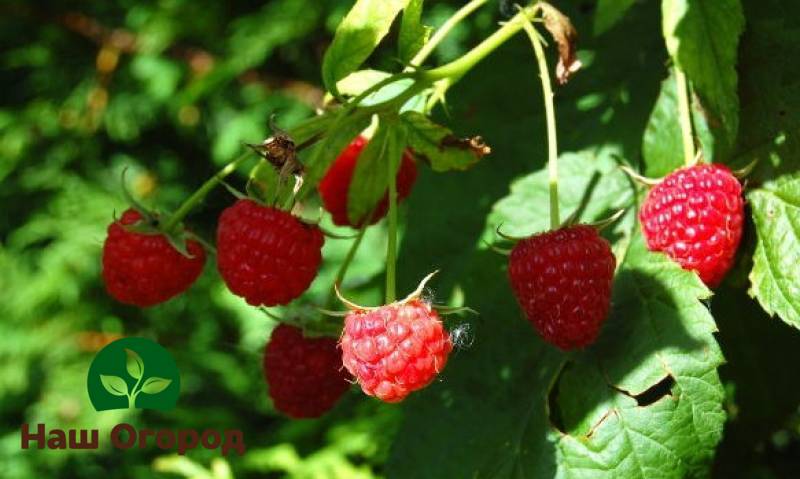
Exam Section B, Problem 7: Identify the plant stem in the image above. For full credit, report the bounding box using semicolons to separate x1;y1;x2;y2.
163;151;253;232
385;151;399;304
675;67;695;166
522;19;560;229
423;4;540;84
128;374;143;409
409;0;489;68
326;224;368;308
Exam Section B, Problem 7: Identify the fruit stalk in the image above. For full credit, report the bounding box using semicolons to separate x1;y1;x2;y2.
326;224;368;308
675;67;696;166
385;146;400;303
163;150;253;233
522;18;560;228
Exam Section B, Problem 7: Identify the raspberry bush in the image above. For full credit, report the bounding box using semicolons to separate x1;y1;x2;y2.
3;0;800;478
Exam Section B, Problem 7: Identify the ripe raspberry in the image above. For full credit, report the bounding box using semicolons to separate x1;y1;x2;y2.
508;225;616;350
340;299;452;403
216;199;324;306
318;135;418;227
102;209;206;307
263;324;351;418
639;164;744;287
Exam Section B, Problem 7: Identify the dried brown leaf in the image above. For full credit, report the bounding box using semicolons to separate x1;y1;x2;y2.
540;2;581;85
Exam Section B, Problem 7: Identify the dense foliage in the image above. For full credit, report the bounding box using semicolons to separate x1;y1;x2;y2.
1;0;799;478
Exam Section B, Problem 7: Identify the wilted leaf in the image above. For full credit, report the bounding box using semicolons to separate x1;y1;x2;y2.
401;111;489;172
540;2;581;85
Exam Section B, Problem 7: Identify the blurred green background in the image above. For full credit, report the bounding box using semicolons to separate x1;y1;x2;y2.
2;0;800;478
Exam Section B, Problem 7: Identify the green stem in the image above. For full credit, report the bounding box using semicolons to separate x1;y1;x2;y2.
385;152;399;304
423;4;540;84
163;151;253;232
675;67;696;166
409;0;489;68
522;19;559;229
326;224;368;308
128;374;143;409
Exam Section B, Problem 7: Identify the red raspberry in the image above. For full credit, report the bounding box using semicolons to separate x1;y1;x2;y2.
102;209;206;307
318;135;418;227
508;225;616;350
216;199;324;306
263;324;351;418
639;164;744;287
340;299;452;403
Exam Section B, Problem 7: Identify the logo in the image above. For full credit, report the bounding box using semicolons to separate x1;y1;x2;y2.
21;337;246;456
87;337;180;411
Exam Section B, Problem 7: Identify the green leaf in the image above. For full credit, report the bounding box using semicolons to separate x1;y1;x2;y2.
124;348;144;380
488;148;635;238
594;0;637;35
346;116;407;225
337;71;428;112
322;0;410;96
662;0;744;158
749;173;800;329
140;376;173;395
100;375;129;397
398;0;431;63
729;0;800;182
297;109;372;199
401;111;489;172
388;234;726;478
642;70;714;177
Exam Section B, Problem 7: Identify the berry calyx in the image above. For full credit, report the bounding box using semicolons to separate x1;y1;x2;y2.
639;163;744;287
102;209;206;307
263;324;351;419
338;273;453;403
216;199;324;306
508;225;616;350
318;135;418;228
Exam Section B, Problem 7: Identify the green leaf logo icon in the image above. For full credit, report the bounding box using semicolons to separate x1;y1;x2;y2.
87;337;180;412
100;375;129;397
141;377;172;394
125;348;144;379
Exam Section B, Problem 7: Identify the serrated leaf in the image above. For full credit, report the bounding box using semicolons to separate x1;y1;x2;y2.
398;0;431;63
662;0;744;157
297;109;372;199
487;149;634;238
124;348;144;380
594;0;637;35
388;233;725;478
346;116;407;225
140;376;173;395
321;0;410;96
401;111;489;172
642;70;714;175
748;174;800;329
100;375;129;397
